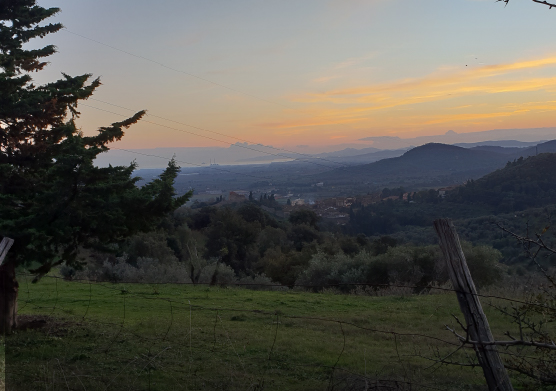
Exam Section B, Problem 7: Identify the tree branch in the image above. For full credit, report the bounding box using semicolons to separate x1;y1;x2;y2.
532;0;556;8
495;222;556;255
468;339;556;350
498;0;556;8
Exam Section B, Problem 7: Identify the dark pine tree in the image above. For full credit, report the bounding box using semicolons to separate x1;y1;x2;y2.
0;0;192;333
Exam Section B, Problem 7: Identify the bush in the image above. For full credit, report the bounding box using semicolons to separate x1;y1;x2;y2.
295;251;368;290
197;261;237;285
295;243;502;292
126;232;179;264
461;242;504;288
258;246;315;286
372;245;444;286
295;246;441;291
85;257;192;284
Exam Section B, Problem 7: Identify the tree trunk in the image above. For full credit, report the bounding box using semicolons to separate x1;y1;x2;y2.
0;261;18;334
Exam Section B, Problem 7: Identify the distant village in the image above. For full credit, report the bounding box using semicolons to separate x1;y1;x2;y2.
191;183;460;224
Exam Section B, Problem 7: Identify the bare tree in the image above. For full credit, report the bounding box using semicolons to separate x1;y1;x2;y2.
431;218;556;387
491;218;556;384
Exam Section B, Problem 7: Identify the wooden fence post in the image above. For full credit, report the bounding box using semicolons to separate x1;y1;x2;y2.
0;237;14;266
0;237;17;334
433;219;513;391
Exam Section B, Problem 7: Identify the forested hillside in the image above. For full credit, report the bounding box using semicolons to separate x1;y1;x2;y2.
312;140;556;189
448;153;556;212
347;153;556;266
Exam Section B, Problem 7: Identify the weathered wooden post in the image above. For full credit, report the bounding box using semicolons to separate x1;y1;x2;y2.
433;219;513;391
0;237;17;334
0;237;14;266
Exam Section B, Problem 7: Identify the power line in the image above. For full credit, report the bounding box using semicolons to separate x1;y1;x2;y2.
111;148;272;181
82;102;350;172
63;29;399;172
63;30;393;170
62;28;294;110
89;97;350;169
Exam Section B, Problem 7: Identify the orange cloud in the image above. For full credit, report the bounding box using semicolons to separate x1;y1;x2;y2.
310;56;556;98
264;54;556;131
419;110;531;126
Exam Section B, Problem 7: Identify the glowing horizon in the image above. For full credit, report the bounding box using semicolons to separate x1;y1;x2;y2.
31;0;556;150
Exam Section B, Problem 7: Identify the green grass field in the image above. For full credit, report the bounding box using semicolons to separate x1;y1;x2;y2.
2;276;524;390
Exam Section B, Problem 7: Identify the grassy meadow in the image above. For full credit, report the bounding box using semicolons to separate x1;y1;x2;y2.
1;275;527;390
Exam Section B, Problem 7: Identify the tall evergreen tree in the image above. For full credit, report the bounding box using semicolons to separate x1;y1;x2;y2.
0;0;191;333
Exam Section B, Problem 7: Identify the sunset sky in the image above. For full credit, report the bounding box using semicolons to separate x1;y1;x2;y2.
33;0;556;151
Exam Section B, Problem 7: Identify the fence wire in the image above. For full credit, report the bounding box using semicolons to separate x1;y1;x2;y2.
2;273;551;390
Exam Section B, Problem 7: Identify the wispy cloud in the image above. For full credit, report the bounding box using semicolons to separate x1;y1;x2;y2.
304;57;556;102
332;53;378;70
311;52;378;84
257;116;367;129
264;54;556;130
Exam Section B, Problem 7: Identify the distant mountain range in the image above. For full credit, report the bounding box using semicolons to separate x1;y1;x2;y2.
453;140;543;148
359;128;555;149
94;127;556;170
312;140;556;188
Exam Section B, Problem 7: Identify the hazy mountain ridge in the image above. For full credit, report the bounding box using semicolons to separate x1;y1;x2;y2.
360;128;555;149
133;140;556;197
312;140;556;187
455;140;543;148
95;127;556;169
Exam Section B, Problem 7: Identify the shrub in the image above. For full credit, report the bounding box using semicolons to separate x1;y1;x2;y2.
126;232;178;264
296;243;501;292
295;251;368;290
373;245;444;286
87;257;192;284
461;242;504;288
259;246;315;286
196;261;237;286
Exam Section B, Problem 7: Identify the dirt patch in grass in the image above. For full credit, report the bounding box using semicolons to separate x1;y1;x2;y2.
16;315;49;331
16;315;76;337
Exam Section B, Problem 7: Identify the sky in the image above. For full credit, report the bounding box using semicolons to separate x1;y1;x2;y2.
31;0;556;152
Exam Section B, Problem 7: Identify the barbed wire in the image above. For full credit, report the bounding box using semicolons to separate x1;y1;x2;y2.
18;272;556;313
8;271;555;390
8;273;485;390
